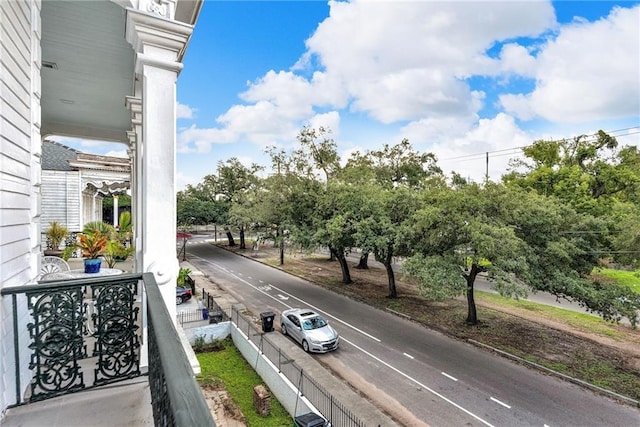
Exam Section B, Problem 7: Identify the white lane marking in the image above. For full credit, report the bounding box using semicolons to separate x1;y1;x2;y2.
277;294;289;300
341;337;495;427
441;372;458;382
248;276;253;280
259;280;264;283
490;397;511;409
192;256;380;342
403;352;414;359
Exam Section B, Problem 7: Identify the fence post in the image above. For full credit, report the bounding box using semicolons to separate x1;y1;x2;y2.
330;394;334;426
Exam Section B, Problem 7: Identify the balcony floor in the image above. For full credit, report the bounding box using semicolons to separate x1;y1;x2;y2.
1;377;152;427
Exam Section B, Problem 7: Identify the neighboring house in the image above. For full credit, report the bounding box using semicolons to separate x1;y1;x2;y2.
0;0;205;419
41;140;130;234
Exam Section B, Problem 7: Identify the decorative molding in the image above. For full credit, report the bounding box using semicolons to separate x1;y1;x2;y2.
138;0;176;20
125;7;193;57
147;257;178;287
126;96;143;126
136;52;184;74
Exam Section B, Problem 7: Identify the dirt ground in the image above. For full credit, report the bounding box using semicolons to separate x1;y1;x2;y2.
225;244;640;402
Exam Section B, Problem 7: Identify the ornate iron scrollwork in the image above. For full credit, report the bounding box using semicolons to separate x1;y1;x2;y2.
27;287;87;401
92;281;140;385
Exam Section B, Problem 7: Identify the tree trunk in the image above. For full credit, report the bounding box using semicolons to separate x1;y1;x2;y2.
465;263;479;324
331;248;352;284
328;245;335;261
384;248;398;298
356;252;369;269
225;227;235;246
239;226;246;249
279;238;285;266
277;227;284;265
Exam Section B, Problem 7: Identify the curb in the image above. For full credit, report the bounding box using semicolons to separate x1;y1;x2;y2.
467;339;640;408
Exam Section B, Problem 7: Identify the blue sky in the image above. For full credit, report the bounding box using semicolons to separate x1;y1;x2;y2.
55;1;640;190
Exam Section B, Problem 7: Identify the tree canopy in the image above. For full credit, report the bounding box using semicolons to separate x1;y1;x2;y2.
176;127;640;326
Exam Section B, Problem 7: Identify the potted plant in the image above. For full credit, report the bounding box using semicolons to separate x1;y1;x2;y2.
103;239;134;268
44;221;69;257
76;231;108;273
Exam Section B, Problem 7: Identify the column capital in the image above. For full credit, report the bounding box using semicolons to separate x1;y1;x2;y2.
125;7;193;74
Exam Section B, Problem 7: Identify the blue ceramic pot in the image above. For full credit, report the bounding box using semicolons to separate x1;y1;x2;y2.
84;258;102;273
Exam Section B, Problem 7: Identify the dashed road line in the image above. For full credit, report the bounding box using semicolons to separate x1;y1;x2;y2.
441;372;458;382
403;352;414;359
490;397;511;409
341;337;495;427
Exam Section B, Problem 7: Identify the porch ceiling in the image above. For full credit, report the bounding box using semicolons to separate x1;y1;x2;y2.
41;0;135;144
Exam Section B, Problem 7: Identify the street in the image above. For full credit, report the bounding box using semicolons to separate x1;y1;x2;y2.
185;240;639;426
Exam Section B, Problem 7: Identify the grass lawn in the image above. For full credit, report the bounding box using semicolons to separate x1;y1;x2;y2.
594;268;640;293
475;291;626;339
196;339;292;427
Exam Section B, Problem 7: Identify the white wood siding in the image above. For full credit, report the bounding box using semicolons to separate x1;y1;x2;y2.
0;0;41;411
41;170;82;231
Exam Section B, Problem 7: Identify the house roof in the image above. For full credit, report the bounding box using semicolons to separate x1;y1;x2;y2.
42;140;131;174
42;140;78;171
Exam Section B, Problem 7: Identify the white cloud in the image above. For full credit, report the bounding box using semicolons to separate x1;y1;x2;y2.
178;1;556;155
177;0;639;184
177;171;197;191
177;103;195;119
177;124;238;154
428;113;532;182
304;0;555;121
502;5;640;123
499;93;536;121
498;44;537;77
307;111;341;137
104;150;128;158
48;136;128;155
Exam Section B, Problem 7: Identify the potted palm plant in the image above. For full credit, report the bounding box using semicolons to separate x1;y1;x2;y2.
44;221;69;257
76;231;108;273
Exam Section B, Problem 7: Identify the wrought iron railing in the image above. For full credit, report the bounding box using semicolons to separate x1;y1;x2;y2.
1;272;215;426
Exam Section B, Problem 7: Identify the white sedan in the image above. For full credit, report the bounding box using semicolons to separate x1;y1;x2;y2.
280;308;340;353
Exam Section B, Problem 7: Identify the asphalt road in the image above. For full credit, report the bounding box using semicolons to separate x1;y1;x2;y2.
185;240;640;427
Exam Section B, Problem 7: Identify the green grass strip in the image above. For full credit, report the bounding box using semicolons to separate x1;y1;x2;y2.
196;340;292;426
594;268;640;293
475;290;625;339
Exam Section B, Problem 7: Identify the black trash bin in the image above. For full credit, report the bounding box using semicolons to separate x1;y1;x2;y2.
294;413;327;427
260;311;275;333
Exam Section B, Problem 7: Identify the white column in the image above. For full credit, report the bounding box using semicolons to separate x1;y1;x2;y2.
126;98;143;274
92;193;98;223
113;195;119;228
126;8;193;320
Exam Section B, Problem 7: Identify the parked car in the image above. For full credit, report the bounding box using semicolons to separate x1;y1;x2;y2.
280;308;339;353
176;286;192;305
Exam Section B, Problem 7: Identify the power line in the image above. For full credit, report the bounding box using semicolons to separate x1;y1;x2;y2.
438;126;640;163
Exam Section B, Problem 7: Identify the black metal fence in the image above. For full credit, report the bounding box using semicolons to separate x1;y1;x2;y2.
2;273;215;426
177;286;228;326
230;306;365;427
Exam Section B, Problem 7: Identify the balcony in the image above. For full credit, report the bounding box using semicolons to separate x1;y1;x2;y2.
1;273;215;426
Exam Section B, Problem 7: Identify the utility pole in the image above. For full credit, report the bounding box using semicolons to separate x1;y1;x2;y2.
485;152;489;184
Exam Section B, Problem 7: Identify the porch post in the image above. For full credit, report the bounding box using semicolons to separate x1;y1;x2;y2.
113;195;119;228
126;9;193;320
